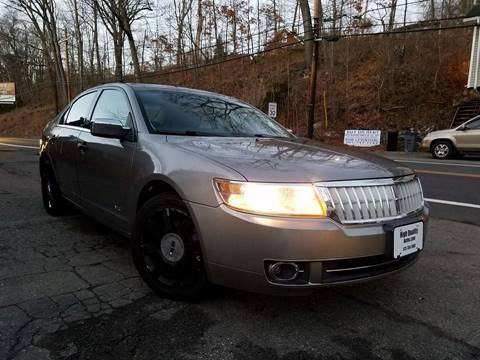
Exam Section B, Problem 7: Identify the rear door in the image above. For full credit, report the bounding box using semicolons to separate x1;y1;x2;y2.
76;88;136;230
54;91;97;201
455;118;480;151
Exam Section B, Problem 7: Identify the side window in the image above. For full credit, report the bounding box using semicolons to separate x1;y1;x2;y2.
92;89;131;126
466;119;480;130
64;92;97;127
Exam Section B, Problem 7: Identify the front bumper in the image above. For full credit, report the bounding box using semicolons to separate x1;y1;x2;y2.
189;202;429;295
421;138;432;150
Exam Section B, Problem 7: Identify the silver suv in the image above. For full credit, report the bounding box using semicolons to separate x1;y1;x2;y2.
421;117;480;159
40;83;428;299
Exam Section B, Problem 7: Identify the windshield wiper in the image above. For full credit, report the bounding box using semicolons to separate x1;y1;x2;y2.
253;134;290;139
228;133;289;139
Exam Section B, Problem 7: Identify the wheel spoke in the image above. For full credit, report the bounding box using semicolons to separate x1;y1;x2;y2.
159;209;174;232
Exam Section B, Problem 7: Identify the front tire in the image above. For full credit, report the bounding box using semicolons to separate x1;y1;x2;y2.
431;141;453;159
131;193;207;300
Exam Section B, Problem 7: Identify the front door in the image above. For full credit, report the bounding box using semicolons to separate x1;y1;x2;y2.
76;88;136;230
455;118;480;151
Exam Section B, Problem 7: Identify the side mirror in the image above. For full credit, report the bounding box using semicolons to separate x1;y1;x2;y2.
457;125;467;131
91;118;131;139
287;128;294;134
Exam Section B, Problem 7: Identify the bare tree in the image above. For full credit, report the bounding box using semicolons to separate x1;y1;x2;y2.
68;0;84;89
388;0;398;31
93;0;125;80
10;0;68;105
194;0;204;62
93;2;103;78
94;0;151;81
173;0;194;65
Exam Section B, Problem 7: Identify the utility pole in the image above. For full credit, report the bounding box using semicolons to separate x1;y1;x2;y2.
307;0;321;139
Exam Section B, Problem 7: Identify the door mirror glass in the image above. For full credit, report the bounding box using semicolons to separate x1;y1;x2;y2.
91;118;130;139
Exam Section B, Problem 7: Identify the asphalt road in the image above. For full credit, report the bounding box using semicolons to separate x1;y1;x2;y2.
378;151;480;226
1;138;479;360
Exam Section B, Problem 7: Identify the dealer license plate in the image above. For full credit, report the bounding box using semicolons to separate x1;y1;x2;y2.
393;222;424;258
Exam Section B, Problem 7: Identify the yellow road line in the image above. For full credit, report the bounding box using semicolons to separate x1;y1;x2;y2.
415;169;480;178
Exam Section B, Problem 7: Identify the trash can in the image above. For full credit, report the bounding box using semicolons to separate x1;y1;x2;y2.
404;132;417;152
386;131;399;151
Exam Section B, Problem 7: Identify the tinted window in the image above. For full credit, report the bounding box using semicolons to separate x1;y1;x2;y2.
466;119;480;130
92;89;131;126
65;92;97;127
134;89;291;138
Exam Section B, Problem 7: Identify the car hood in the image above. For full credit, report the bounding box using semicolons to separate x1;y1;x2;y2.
426;129;454;137
167;137;414;182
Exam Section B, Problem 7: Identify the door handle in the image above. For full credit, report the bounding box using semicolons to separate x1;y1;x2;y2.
77;142;88;154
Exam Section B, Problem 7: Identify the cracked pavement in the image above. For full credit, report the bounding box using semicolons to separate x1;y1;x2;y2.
1;146;480;360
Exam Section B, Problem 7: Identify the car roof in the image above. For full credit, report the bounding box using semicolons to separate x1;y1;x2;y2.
92;82;236;101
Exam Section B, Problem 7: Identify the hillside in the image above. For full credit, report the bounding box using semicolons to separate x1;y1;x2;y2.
0;28;477;141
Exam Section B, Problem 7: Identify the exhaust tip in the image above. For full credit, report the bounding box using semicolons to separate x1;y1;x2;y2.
268;262;300;282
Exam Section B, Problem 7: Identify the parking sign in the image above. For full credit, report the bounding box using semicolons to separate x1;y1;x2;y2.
268;102;277;118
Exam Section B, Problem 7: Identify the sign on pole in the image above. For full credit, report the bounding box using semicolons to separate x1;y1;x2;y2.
268;102;277;118
0;83;16;105
344;129;381;147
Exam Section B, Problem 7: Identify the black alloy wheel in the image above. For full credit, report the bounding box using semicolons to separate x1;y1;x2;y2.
131;193;207;300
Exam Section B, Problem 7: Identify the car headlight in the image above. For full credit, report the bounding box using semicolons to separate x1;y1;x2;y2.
214;179;328;217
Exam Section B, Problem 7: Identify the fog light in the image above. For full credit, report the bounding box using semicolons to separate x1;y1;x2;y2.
268;262;300;282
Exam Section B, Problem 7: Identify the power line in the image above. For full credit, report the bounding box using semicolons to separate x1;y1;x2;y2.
140;21;475;81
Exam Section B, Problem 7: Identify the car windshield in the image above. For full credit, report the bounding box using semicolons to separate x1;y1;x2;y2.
134;89;292;138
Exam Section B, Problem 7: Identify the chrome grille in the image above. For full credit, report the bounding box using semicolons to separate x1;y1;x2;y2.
316;176;424;224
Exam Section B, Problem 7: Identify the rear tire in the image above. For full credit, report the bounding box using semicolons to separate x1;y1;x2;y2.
431;141;453;159
40;164;70;216
131;193;208;301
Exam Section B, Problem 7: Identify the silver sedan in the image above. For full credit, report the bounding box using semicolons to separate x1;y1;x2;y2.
40;83;428;299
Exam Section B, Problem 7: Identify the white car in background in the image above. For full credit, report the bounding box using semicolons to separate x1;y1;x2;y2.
421;117;480;159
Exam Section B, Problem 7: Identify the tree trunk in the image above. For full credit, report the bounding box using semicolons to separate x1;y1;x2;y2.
113;30;124;81
50;31;68;105
124;25;141;81
73;0;84;90
332;0;337;33
194;0;204;62
257;0;260;51
388;0;397;31
93;3;103;79
273;0;277;32
177;22;184;65
299;0;313;68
